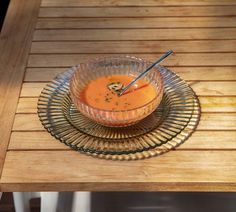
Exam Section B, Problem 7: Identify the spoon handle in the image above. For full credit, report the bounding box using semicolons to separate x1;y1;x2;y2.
118;50;173;96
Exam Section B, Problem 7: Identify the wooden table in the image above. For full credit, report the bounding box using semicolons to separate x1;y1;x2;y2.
0;0;236;192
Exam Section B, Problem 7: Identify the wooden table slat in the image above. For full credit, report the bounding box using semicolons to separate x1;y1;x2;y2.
17;98;39;114
36;17;236;29
33;28;236;41
27;53;236;67
8;130;236;151
25;67;236;81
30;40;236;53
0;0;41;178
1;150;236;191
12;113;236;131
41;0;236;7
39;6;236;18
9;131;68;150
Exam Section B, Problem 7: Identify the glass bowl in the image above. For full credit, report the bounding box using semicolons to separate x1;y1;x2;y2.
69;56;164;127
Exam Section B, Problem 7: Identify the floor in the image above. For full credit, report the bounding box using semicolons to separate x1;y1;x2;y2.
92;192;236;212
0;193;40;212
1;192;236;212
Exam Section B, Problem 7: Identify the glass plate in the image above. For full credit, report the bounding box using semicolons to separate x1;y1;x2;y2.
38;66;201;160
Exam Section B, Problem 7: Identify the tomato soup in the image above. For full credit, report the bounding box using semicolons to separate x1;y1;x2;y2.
80;75;157;111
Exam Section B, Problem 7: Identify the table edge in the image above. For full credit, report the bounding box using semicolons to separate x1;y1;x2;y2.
0;0;41;177
1;182;236;192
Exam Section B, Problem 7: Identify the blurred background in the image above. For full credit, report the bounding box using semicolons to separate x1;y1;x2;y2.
0;0;10;31
1;192;236;212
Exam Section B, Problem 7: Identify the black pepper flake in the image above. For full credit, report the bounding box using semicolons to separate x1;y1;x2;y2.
105;97;111;103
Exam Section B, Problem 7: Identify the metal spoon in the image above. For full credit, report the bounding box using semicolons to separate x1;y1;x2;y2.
118;50;173;96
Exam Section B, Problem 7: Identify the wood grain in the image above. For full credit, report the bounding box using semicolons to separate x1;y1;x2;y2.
180;131;236;149
171;67;236;81
16;98;39;113
41;0;236;7
20;83;47;97
27;53;236;67
33;28;236;40
30;41;236;53
199;97;236;112
24;67;236;82
36;17;236;29
1;151;236;191
16;97;236;114
190;81;236;96
9;132;68;150
2;182;236;192
12;113;236;131
19;82;236;97
199;113;236;130
25;68;65;82
12;114;45;131
0;0;41;177
8;131;236;150
39;6;236;18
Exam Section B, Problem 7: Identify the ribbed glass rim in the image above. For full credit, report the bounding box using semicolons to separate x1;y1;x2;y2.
69;55;164;113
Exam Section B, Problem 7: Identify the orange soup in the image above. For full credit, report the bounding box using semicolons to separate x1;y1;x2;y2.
80;75;157;110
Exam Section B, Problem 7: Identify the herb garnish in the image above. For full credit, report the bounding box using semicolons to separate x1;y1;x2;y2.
107;82;124;94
